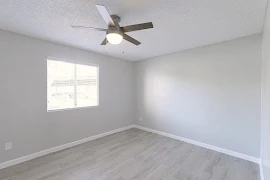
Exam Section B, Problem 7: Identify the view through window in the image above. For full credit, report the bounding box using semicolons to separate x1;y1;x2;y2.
47;59;98;111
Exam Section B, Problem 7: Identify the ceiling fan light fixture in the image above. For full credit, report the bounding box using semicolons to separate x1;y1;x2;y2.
106;33;123;44
72;5;153;46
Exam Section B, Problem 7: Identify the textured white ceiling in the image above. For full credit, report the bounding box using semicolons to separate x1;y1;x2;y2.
0;0;267;61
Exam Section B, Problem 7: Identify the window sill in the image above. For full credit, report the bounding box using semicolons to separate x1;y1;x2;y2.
47;105;99;112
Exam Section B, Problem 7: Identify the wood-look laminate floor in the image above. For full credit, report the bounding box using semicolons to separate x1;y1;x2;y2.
0;128;260;180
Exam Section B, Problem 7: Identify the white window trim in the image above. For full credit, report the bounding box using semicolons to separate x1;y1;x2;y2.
46;57;99;112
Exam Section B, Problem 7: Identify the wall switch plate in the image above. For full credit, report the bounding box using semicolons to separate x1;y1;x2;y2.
5;142;12;151
140;117;143;121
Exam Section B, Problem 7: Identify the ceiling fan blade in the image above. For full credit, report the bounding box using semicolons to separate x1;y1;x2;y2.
123;34;141;46
71;25;107;31
121;22;153;32
95;4;115;27
101;38;108;45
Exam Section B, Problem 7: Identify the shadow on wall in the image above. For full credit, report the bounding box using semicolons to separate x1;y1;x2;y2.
137;50;261;157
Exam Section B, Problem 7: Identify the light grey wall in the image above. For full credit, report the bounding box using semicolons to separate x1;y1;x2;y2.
0;28;263;164
261;1;270;179
0;30;135;163
134;35;262;157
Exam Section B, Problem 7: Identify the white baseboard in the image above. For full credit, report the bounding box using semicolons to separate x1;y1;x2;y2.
0;125;135;170
260;160;265;180
0;124;261;172
134;125;260;164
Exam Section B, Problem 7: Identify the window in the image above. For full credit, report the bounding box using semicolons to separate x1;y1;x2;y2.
47;59;98;111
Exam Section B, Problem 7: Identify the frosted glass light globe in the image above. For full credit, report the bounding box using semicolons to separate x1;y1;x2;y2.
106;33;123;44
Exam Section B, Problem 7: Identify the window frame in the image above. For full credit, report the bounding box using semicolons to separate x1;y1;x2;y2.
46;56;99;112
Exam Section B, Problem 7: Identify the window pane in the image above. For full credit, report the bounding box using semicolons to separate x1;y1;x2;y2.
47;60;75;110
76;64;98;107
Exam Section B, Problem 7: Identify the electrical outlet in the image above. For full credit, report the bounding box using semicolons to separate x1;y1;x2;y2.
5;142;12;151
140;117;143;121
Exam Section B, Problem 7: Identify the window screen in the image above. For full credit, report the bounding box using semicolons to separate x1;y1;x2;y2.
47;59;98;111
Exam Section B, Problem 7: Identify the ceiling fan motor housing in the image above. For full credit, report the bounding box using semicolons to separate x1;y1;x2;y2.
106;28;123;36
111;15;121;24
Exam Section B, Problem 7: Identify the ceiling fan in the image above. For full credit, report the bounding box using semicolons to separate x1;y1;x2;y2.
71;4;154;46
